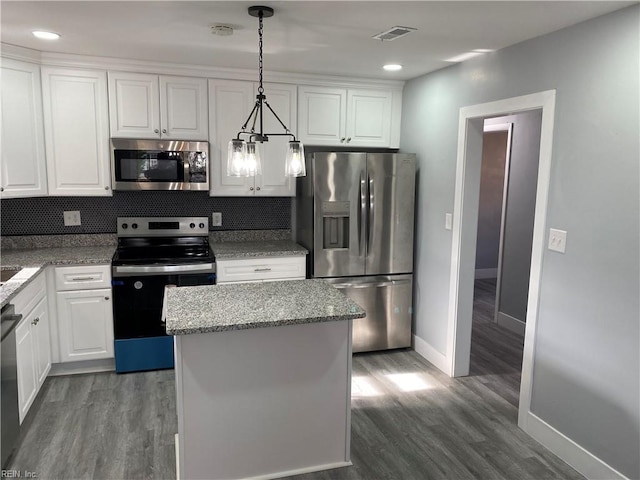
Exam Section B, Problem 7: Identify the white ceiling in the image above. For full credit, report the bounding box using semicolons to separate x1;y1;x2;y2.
1;1;635;81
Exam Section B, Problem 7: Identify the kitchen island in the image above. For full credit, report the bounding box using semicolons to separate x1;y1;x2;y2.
164;279;365;480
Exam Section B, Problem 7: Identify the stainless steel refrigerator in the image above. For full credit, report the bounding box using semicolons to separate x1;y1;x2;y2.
294;152;416;352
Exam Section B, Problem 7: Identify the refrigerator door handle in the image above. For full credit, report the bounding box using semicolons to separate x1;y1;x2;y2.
333;280;409;289
358;172;366;257
368;174;375;255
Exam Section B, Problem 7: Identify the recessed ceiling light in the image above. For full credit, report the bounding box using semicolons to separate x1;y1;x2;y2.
383;64;403;72
32;31;61;40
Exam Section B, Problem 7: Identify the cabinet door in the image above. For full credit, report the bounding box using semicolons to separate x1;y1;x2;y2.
31;297;51;387
42;68;112;196
297;86;346;145
57;289;114;362
160;76;208;140
208;79;254;196
346;89;393;147
15;316;37;424
0;59;47;198
255;83;296;197
108;72;160;138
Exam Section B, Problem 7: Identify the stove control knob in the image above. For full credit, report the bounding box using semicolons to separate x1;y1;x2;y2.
190;223;195;229
199;223;205;229
132;223;138;229
121;223;128;229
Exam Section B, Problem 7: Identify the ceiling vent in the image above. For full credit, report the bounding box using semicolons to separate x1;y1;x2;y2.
211;25;234;36
372;26;417;42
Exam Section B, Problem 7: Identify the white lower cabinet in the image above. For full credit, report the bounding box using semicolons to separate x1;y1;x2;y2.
56;289;113;362
14;274;51;424
216;256;306;285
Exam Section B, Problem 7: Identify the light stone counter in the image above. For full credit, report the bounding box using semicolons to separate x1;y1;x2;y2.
165;279;363;335
211;239;308;259
1;246;116;308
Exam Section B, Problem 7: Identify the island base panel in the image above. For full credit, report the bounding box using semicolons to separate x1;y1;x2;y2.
175;320;353;480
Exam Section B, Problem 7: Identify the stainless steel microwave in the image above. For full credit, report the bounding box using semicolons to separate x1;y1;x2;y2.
111;139;209;191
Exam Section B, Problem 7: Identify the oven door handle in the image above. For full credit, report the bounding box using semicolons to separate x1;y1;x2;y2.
112;263;216;276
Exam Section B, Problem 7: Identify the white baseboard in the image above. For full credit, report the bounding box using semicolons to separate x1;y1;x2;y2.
48;358;115;376
524;412;628;480
413;335;450;375
475;268;498;279
496;312;525;336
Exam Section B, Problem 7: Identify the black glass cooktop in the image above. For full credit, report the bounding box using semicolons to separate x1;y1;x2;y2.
112;236;214;265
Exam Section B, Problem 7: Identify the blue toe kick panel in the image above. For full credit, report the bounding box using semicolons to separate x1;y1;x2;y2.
114;336;174;373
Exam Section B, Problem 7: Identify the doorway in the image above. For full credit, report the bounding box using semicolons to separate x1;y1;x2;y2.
445;90;556;429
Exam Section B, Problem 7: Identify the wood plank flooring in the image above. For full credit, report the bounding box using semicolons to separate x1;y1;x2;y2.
7;280;584;480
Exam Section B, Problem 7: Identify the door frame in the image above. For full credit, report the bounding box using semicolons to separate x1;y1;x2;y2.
445;90;556;428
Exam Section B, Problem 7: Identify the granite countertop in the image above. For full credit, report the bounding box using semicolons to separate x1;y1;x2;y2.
212;240;308;259
0;246;116;308
165;279;365;335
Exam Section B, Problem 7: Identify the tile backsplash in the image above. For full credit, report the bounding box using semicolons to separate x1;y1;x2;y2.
1;192;291;235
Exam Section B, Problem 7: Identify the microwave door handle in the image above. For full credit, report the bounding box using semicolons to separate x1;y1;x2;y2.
183;156;190;183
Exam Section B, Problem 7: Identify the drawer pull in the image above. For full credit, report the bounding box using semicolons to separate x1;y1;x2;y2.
71;276;96;281
31;317;40;326
254;268;272;272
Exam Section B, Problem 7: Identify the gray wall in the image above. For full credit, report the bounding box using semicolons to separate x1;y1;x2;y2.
401;6;639;478
486;112;542;323
475;130;507;272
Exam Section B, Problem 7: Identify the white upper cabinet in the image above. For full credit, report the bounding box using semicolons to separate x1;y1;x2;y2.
0;59;47;198
41;67;112;196
109;72;208;140
297;86;346;145
298;86;400;148
208;80;296;197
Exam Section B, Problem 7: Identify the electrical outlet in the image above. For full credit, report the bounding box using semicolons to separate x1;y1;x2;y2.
548;228;567;253
63;211;81;227
211;212;222;227
445;213;453;231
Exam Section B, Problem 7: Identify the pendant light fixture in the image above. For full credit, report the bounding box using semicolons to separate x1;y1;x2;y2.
227;5;306;178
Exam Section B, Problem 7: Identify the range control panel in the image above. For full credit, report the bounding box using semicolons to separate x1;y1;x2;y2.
116;217;209;237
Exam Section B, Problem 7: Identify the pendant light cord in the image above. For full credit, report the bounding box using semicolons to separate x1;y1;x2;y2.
258;10;264;95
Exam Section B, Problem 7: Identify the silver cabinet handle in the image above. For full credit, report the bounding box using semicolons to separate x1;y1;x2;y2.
104;296;110;301
249;187;254;191
154;129;159;134
340;138;346;143
71;276;96;281
105;186;110;190
162;129;167;134
31;317;40;325
0;187;4;192
347;137;352;142
254;268;272;272
256;186;261;191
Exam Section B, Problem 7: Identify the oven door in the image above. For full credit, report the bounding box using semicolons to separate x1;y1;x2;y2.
112;272;215;339
111;270;214;373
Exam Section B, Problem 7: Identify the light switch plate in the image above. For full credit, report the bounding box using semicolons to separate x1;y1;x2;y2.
548;228;567;253
211;212;222;227
63;211;81;226
445;213;453;231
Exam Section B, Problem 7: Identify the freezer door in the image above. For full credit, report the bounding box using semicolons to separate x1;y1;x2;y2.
365;153;416;275
313;152;367;277
326;274;413;352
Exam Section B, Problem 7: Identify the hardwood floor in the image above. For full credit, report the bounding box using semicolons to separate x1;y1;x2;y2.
7;281;584;479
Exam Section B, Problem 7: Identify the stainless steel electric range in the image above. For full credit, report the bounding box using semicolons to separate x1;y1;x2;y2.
111;216;215;373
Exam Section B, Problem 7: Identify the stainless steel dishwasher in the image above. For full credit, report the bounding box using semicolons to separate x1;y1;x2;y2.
1;303;22;467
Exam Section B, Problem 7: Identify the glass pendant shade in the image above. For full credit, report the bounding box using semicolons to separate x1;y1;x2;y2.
227;139;247;177
245;142;262;176
285;141;306;177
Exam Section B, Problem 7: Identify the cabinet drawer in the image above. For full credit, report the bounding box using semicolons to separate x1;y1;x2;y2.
55;265;111;291
217;257;306;283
